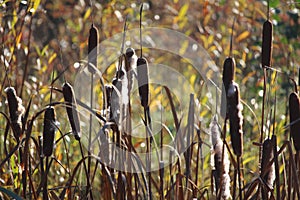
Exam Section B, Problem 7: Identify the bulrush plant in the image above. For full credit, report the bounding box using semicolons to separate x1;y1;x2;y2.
222;18;244;200
136;4;152;199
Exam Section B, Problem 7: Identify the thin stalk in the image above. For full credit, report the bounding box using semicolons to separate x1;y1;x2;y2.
87;73;94;199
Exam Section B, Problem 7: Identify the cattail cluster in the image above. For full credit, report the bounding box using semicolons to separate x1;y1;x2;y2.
227;82;243;157
137;57;149;108
62;81;81;140
5;87;25;140
42;106;57;157
210;117;231;199
260;138;275;199
289;92;300;151
88;23;99;74
261;19;273;68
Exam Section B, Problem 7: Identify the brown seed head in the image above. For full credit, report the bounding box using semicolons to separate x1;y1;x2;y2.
137;57;149;108
222;57;236;94
289;92;300;151
88;24;99;74
261;20;273;68
62;82;81;140
227;82;243;157
43;106;56;156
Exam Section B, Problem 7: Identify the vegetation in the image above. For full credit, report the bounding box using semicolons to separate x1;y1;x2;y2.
0;0;300;199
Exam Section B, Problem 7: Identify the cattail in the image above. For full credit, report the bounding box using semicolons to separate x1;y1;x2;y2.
5;87;25;140
289;92;300;151
221;57;236;118
137;57;149;108
125;47;137;94
88;23;99;74
210;117;231;199
111;57;129;121
261;20;273;68
62;81;81;140
260;138;275;199
222;57;236;94
42;106;56;157
227;81;243;157
104;84;113;110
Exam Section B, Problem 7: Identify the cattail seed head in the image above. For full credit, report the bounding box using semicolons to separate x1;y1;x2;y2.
43;106;56;157
261;138;275;199
210;117;231;199
289;92;300;151
222;57;236;94
261;20;273;68
62;82;81;140
5;87;25;140
104;84;113;110
137;57;149;108
125;48;137;95
88;24;99;74
227;82;243;157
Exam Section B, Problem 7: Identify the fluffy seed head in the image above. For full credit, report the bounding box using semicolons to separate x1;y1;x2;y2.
137;57;149;108
62;82;81;140
43;106;56;157
289;92;300;151
261;138;275;199
5;87;25;139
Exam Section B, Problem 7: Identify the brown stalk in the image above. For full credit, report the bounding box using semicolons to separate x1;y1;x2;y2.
289;92;300;151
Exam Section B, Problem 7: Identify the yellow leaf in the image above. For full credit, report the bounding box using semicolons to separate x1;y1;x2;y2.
178;3;189;20
16;32;22;46
236;31;250;42
84;8;92;21
48;53;57;64
179;40;189;55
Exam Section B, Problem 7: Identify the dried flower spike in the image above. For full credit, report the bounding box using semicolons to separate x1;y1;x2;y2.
88;23;99;74
289;92;300;151
261;19;273;68
260;138;275;199
43;106;56;157
5;87;25;140
62;81;81;140
227;82;243;157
